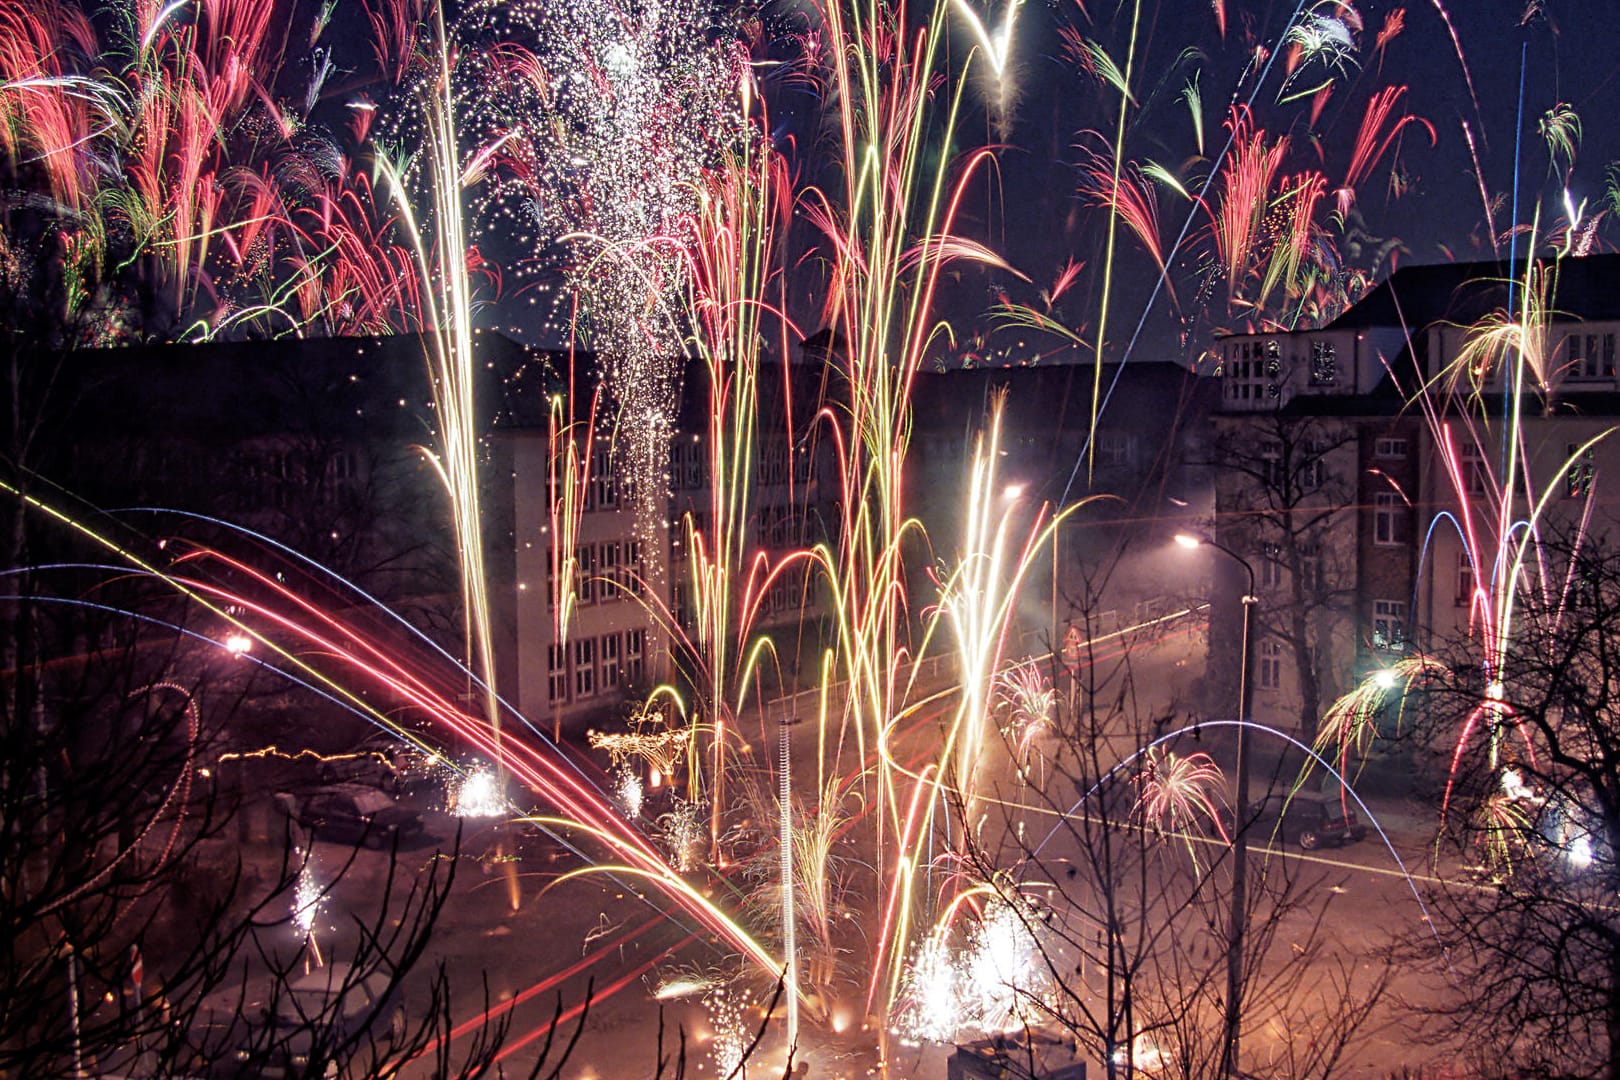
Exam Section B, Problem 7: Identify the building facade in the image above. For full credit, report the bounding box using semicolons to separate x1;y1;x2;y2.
1212;253;1620;739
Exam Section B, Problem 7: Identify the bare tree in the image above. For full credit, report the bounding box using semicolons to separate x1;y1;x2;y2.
1211;411;1359;743
1389;535;1620;1080
944;566;1389;1079
0;556;606;1079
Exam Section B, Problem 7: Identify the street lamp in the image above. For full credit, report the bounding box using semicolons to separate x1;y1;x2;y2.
1175;531;1256;1079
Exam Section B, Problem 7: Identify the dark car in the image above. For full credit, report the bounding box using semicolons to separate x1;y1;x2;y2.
1238;792;1366;851
201;961;407;1078
283;785;426;848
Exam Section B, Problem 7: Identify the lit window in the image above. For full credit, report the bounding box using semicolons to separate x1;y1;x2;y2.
1310;340;1337;386
1373;600;1407;651
1566;443;1597;499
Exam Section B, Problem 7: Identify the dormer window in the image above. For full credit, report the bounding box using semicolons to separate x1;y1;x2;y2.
1310;340;1338;386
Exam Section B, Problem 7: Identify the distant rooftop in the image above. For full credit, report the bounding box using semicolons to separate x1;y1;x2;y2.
1326;252;1620;332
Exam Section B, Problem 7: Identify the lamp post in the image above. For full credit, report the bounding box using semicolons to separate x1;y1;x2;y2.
1175;532;1256;1079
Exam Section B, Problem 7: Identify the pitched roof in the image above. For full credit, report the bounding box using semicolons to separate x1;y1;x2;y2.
1327;252;1620;331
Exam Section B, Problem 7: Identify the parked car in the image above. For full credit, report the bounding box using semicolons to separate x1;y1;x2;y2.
201;961;406;1078
1238;792;1366;850
282;784;426;848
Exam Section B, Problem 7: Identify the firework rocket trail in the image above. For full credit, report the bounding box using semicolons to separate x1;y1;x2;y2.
2;487;786;983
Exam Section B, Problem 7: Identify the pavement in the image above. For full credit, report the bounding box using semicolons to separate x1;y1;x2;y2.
193;633;1475;1080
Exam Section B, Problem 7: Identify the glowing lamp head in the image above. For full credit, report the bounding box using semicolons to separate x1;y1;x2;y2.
1002;483;1025;502
224;634;253;657
1372;668;1398;690
1486;680;1506;701
1173;533;1203;550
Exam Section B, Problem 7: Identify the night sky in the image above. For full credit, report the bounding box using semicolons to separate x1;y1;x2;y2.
927;1;1620;366
713;1;1620;369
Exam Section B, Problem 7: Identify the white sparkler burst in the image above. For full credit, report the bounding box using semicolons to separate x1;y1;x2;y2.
612;766;645;819
895;931;962;1044
292;858;323;939
451;768;507;818
703;982;753;1077
658;797;706;872
895;899;1053;1043
476;0;751;542
963;901;1049;1033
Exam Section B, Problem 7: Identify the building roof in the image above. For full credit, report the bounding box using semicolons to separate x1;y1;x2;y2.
908;361;1215;437
1326;252;1620;332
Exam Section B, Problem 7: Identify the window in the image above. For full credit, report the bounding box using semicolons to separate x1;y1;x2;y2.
323;451;359;503
589;447;616;509
1257;639;1283;690
761;437;788;486
624;541;645;596
1567;331;1617;380
1298;542;1322;596
1375;437;1408;459
599;633;621;692
573;546;595;605
547;644;569;704
1460;445;1491;498
683;438;704;490
1374;492;1409;545
625;629;645;684
1260;543;1283;590
1310;340;1338;386
1259;440;1327;490
1261;442;1284;488
1301;442;1328;489
1373;600;1407;651
1224;340;1281;404
573;638;596;698
545;548;558;607
598;542;621;599
672;579;693;632
1567;443;1597;499
670;439;704;491
1456;551;1475;608
1097;431;1135;468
